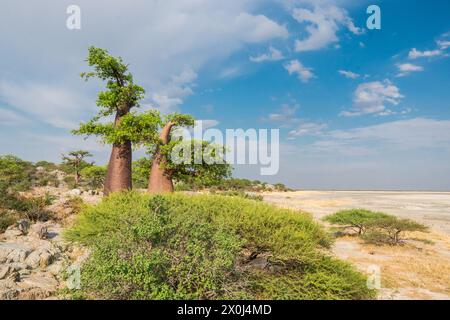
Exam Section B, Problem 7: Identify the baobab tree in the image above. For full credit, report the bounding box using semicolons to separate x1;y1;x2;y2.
73;47;145;195
61;150;93;186
118;111;231;193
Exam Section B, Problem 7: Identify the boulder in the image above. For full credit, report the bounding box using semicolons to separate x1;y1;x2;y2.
69;189;82;196
17;219;30;235
0;243;32;263
0;266;10;280
25;248;56;269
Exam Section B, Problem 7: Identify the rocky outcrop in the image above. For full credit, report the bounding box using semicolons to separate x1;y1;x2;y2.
0;221;88;300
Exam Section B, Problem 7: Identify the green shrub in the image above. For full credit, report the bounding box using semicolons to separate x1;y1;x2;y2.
323;209;390;235
81;165;107;190
0;155;35;191
65;192;374;300
0;210;17;233
365;216;428;245
212;190;263;201
325;209;428;245
63;176;77;189
0;187;54;222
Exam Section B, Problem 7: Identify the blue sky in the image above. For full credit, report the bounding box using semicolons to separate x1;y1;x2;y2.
1;0;450;190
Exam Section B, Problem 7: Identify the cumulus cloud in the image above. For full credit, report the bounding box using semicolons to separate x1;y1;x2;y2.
324;118;450;151
437;40;450;50
408;48;443;59
284;60;316;83
0;108;27;126
250;46;284;63
266;104;300;123
0;0;288;126
288;121;327;137
292;4;363;52
0;81;93;129
338;70;360;79
396;63;424;77
340;80;404;117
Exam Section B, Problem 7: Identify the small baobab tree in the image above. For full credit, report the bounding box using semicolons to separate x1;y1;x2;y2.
61;150;93;187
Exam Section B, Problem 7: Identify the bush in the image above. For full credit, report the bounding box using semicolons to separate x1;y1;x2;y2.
0;187;54;223
81;166;107;190
0;210;17;233
325;209;428;245
323;209;390;235
365;216;428;245
65;192;374;300
0;155;35;191
63;176;77;189
212;190;263;202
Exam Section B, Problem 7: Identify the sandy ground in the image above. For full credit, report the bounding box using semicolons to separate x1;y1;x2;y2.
263;190;450;300
263;190;450;235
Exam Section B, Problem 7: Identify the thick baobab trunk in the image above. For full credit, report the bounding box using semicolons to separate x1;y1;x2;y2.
103;109;132;195
148;122;174;194
104;141;132;195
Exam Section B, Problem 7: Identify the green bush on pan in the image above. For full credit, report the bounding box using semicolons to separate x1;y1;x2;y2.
65;192;375;300
323;209;391;235
324;209;428;245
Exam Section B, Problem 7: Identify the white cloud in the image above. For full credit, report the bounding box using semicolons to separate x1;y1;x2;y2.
266;104;299;122
408;48;443;59
149;68;198;113
437;40;450;50
289;121;327;137
0;108;27;126
325;118;450;151
396;63;424;77
196;119;219;129
340;80;404;117
250;46;284;63
284;60;316;83
338;70;360;79
218;67;241;79
0;81;93;129
0;0;288;125
292;4;363;52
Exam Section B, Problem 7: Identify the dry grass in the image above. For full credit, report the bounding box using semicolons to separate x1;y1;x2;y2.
332;232;450;299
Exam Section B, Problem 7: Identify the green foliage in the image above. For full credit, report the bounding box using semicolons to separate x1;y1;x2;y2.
62;150;93;187
212;190;263;202
0;210;17;233
0;155;35;191
132;158;151;189
66;192;374;300
364;216;428;245
35;161;59;171
164;139;232;187
81;165;107;190
325;209;428;245
209;178;292;192
61;151;93;172
73;47;145;143
0;187;54;223
323;209;391;235
80;47;145;117
63;176;77;189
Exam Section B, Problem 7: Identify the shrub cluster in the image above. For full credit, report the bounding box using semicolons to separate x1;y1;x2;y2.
324;209;428;245
65;192;374;300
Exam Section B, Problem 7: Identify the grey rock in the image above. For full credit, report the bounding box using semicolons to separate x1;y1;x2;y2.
0;243;32;263
0;288;20;300
0;266;10;280
17;219;30;235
